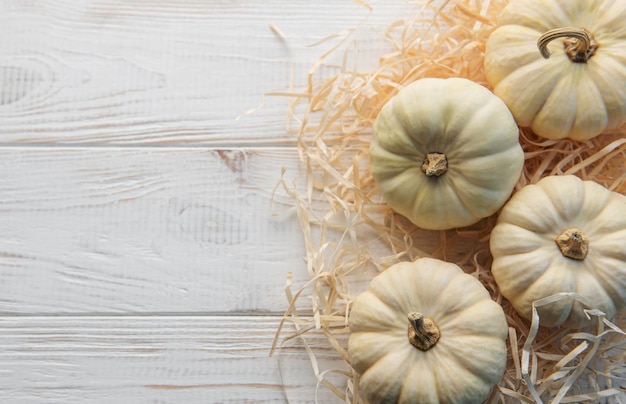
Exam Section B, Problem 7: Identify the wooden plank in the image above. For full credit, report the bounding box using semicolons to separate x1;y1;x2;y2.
0;315;347;403
0;0;419;145
0;147;312;314
0;145;471;315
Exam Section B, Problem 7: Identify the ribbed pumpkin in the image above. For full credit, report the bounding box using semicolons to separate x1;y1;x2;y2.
490;175;626;328
348;257;508;403
369;77;524;230
485;0;626;140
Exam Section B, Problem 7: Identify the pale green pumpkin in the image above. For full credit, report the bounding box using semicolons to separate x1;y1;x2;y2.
370;77;524;230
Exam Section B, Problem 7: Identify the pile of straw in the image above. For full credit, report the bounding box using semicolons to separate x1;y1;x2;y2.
272;0;626;402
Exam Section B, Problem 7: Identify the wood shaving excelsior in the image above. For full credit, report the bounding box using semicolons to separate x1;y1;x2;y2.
271;0;626;402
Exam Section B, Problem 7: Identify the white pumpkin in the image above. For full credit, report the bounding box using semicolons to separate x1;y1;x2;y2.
484;0;626;140
369;77;524;230
348;257;508;403
490;175;626;328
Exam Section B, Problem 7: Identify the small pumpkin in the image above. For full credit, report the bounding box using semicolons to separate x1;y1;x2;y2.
490;175;626;328
484;0;626;140
348;257;508;403
369;77;524;230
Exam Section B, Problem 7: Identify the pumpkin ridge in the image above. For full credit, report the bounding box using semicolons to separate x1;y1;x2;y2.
579;180;618;224
570;71;609;139
442;177;481;220
445;150;522;216
497;184;564;232
492;252;553;301
366;263;441;320
431;347;493;404
490;225;549;256
573;268;616;315
348;331;407;375
497;60;560;127
448;91;518;145
397;353;438;403
359;350;406;402
442;89;505;151
438;299;506;335
532;70;581;138
394;82;445;150
436;334;507;389
423;272;492;325
447;139;522;165
539;176;585;223
498;0;569;31
513;255;580;324
365;289;411;328
591;259;626;310
584;54;626;128
401;261;463;319
407;180;467;230
491;215;540;236
349;290;405;333
373;106;424;156
589;229;626;260
587;72;609;130
484;26;544;83
369;145;421;180
590;0;626;36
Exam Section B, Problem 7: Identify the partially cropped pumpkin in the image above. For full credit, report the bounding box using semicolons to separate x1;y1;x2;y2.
490;175;626;328
484;0;626;140
348;257;508;403
369;77;524;230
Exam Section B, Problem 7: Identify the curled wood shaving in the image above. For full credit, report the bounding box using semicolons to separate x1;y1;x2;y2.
271;0;626;402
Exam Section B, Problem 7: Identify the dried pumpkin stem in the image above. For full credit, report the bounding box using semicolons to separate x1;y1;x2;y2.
537;27;598;63
407;312;440;351
421;153;448;177
555;228;589;260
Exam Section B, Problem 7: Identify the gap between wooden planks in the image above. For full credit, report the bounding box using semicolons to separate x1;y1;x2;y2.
0;315;347;403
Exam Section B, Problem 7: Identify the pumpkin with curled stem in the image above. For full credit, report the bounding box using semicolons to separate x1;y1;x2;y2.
484;0;626;140
490;175;626;328
369;77;524;230
348;257;508;403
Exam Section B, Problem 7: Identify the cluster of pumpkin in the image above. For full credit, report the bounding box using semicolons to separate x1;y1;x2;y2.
347;0;626;402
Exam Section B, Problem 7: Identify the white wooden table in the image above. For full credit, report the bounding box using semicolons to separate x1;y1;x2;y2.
0;1;418;402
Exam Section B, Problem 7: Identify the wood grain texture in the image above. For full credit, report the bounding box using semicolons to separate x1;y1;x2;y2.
0;0;419;145
0;315;347;403
0;147;315;314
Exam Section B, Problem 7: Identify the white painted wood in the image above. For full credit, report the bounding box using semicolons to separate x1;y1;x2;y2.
0;315;347;403
0;147;314;314
0;0;421;145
